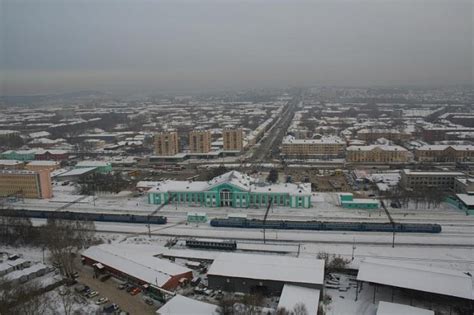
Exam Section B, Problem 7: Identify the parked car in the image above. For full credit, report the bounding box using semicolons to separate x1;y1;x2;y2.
117;283;127;290
87;291;99;298
96;297;109;305
126;286;135;293
130;287;141;296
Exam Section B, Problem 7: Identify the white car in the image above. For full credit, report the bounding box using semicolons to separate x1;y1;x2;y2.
96;297;109;305
87;291;99;298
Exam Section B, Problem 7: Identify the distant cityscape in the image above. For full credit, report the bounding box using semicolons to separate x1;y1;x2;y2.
0;85;473;315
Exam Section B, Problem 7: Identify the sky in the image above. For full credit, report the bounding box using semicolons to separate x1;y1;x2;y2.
0;0;472;95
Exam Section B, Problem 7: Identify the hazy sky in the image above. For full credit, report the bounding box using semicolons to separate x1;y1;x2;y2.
1;0;472;95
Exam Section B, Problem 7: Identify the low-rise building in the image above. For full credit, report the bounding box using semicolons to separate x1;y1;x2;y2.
346;145;410;164
25;160;60;173
281;135;345;158
75;161;112;174
400;169;465;191
81;244;193;291
0;169;52;198
0;150;36;161
207;252;324;295
0;160;24;170
339;193;379;209
415;145;474;162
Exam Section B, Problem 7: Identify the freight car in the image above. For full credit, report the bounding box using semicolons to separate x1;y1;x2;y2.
210;218;441;233
0;208;167;224
185;238;237;250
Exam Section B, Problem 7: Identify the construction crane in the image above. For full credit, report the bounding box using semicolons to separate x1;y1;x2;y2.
262;197;273;244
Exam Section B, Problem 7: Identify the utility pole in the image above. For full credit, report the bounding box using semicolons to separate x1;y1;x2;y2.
351;237;356;261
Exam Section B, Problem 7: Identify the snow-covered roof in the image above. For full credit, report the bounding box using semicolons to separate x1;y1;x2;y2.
208;252;324;286
416;145;474;151
29;131;51;139
277;284;320;315
357;258;474;300
402;169;465;176
283;135;345;145
75;161;110;167
0;159;23;165
82;244;191;287
156;295;218;315
57;167;97;177
376;301;434;315
347;145;407;152
456;194;474;206
27;160;59;166
148;170;311;196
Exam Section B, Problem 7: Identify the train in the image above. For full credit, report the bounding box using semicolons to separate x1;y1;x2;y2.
0;208;167;225
185;238;237;251
210;218;442;233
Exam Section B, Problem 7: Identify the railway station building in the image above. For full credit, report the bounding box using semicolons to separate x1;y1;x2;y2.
147;170;312;208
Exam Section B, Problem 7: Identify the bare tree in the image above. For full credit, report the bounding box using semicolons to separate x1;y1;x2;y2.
41;218;96;277
57;288;75;315
293;303;309;315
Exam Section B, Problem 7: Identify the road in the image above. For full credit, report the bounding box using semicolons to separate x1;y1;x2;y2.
251;94;301;162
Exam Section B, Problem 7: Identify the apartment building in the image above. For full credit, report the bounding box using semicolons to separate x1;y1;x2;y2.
346;145;410;163
0;169;52;199
223;127;244;151
400;169;465;191
356;128;412;143
189;129;212;153
415;145;474;162
281;136;345;158
154;130;179;156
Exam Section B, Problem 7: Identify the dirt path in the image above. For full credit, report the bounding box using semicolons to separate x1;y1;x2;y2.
74;260;157;315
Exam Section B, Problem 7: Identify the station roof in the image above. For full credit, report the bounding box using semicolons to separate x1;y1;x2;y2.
156;295;218;315
357;259;473;300
456;194;474;206
277;284;320;315
376;301;434;315
208;252;324;286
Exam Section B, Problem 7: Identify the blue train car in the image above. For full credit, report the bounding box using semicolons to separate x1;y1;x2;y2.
209;218;441;233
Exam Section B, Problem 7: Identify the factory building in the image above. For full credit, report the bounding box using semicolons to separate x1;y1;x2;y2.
189;129;212;153
207;252;325;295
154;130;179;156
0;169;52;199
147;170;312;208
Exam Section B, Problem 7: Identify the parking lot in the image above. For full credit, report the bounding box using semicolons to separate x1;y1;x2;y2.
73;259;158;315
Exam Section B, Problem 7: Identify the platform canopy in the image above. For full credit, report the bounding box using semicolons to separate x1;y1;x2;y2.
357;259;474;300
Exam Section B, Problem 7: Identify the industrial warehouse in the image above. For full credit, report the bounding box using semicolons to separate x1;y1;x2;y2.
81;244;193;291
147;170;312;208
207;252;325;294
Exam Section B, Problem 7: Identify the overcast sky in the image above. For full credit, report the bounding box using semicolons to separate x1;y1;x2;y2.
1;0;472;95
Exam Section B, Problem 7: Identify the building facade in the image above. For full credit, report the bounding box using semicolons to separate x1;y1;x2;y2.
281;136;345;158
154;131;179;156
25;161;60;173
189;130;211;153
346;145;410;163
356;128;412;142
0;169;52;199
415;145;474;162
400;170;465;191
0;150;36;161
147;171;312;208
223;128;244;151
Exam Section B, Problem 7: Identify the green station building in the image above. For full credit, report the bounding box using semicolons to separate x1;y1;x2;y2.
147;171;312;208
339;193;379;209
